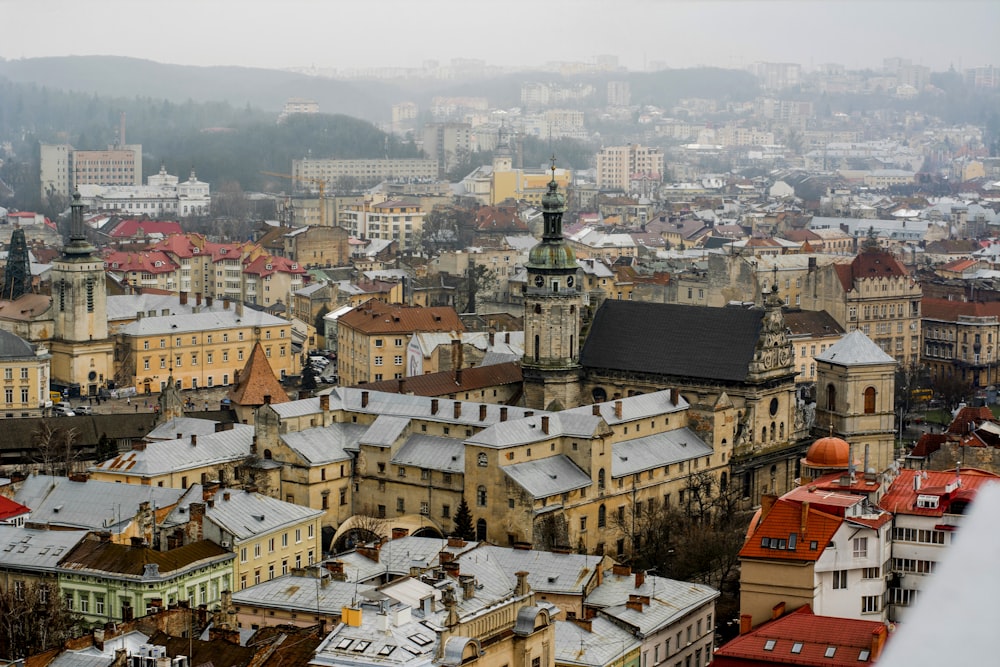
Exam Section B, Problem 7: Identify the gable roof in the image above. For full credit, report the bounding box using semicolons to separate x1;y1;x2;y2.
581;301;765;382
739;498;843;562
339;301;465;335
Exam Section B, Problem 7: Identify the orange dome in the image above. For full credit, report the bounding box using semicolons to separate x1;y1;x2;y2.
804;436;851;469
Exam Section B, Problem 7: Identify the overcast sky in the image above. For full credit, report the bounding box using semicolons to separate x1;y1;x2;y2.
2;0;996;74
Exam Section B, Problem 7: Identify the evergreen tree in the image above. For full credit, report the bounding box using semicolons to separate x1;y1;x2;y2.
94;432;117;463
452;496;474;540
300;363;318;393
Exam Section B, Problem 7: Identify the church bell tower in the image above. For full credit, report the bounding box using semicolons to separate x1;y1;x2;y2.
522;158;582;410
49;191;113;396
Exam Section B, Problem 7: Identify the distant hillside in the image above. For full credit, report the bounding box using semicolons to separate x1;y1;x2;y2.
0;56;398;119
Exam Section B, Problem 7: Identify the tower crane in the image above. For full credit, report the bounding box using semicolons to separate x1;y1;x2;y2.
260;171;329;227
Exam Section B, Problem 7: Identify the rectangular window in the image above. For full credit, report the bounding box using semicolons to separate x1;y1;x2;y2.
832;570;848;589
861;595;880;613
853;537;868;558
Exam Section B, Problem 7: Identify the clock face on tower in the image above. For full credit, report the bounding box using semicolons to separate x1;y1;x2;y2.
534;275;545;287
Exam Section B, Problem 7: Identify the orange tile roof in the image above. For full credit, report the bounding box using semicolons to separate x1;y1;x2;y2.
878;468;999;517
740;498;842;562
339;300;465;335
714;605;889;667
227;342;291;407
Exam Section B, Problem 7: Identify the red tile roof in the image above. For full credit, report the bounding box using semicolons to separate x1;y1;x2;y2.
714;606;889;667
739;498;843;562
104;250;178;274
339;300;465;335
878;468;999;517
922;298;1000;321
910;432;948;458
109;219;183;238
242;254;305;277
227;343;291;407
0;496;30;521
834;250;910;292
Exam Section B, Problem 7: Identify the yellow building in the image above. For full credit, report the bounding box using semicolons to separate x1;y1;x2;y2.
0;331;50;418
492;168;572;206
341;198;426;252
113;303;297;393
337;301;465;385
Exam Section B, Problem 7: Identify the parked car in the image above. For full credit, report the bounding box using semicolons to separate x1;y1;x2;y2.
51;404;75;417
74;405;93;415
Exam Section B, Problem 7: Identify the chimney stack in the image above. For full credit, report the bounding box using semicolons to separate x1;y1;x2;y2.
180;292;188;306
320;394;330;411
541;416;549;435
361;391;369;408
635;570;645;588
670;388;678;405
453;401;461;418
500;407;508;422
223;298;231;310
740;614;752;635
196;292;202;307
190;434;197;446
592;404;601;416
206;295;213;307
615;400;623;419
771;601;786;620
479;404;487;421
431;398;439;415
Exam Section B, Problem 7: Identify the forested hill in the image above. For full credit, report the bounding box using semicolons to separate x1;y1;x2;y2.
0;56;396;119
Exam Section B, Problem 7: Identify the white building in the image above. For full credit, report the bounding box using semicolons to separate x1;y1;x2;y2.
78;167;211;218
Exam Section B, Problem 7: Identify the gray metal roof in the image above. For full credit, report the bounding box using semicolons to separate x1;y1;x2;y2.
611;427;713;478
196;489;323;541
106;293;227;321
0;329;34;358
14;474;186;531
232;571;371;612
0;525;87;572
281;423;365;464
815;329;896;366
392;435;465;473
361;415;411;447
466;412;601;449
586;570;718;636
555;616;640;667
146;416;223;441
116;308;287;336
503;455;592;499
89;424;255;476
471;545;605;595
562;389;688;426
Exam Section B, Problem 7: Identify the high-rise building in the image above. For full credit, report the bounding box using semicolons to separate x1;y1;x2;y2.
595;144;664;192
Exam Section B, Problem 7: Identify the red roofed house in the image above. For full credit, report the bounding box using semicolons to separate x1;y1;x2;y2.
0;496;30;526
801;245;922;367
714;605;890;667
242;254;307;308
104;249;179;291
739;445;893;627
108;219;184;242
877;467;999;622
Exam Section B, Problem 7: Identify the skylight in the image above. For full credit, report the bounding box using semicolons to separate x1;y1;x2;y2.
378;646;396;656
764;640;776;651
791;643;803;654
353;641;371;652
858;649;870;661
409;633;433;647
335;639;353;650
825;647;837;658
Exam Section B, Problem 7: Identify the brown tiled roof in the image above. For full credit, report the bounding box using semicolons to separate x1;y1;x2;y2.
782;309;845;336
147;631;256;667
339;300;465;335
910;432;948;458
834;250;910;291
227;342;291;407
357;361;522;397
922;297;1000;321
60;537;231;576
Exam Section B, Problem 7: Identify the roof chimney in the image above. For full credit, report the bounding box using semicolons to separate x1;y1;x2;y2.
223;298;230;310
772;601;786;620
541;416;549;435
180;291;188;306
500;407;508;422
361;391;369;408
760;494;777;520
740;614;752;635
190;434;197;446
263;395;271;405
670;388;678;405
455;367;462;384
453;401;461;418
634;570;645;588
615;400;623;419
479;404;487;421
398;377;406;394
195;292;202;307
488;331;495;346
206;295;213;307
871;626;888;661
320;394;330;411
592;404;601;416
431;398;439;415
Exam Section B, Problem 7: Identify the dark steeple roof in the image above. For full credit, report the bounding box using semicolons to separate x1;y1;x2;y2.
62;190;96;260
527;157;575;271
580;301;766;382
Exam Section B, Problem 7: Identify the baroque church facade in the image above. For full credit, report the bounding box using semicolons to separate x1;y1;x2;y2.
522;171;895;504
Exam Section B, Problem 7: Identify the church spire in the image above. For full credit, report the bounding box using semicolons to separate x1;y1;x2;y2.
63;190;95;259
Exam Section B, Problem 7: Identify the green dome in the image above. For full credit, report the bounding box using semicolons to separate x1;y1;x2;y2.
528;240;576;269
541;179;566;212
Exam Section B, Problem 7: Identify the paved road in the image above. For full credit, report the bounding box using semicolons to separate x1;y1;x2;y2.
59;386;236;416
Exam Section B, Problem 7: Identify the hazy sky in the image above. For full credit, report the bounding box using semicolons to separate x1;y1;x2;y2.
2;0;996;73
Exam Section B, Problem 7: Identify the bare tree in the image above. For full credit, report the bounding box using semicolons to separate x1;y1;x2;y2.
32;423;81;477
0;580;78;659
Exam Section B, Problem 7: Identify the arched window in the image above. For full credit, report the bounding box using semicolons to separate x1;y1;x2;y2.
534;335;540;363
761;426;767;442
263;449;273;460
477;452;487;467
476;518;487;541
534;303;541;314
598;468;606;491
779;422;785;439
592;387;607;403
864;387;876;414
826;384;837;411
476;485;487;507
598;504;606;527
770;421;776;441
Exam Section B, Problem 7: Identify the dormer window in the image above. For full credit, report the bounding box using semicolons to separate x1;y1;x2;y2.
192;247;199;253
266;264;273;270
220;248;227;255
